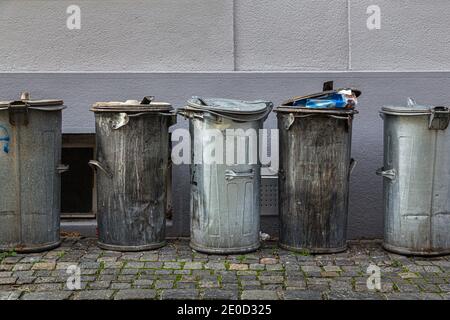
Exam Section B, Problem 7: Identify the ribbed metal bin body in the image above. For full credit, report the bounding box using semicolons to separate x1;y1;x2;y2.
182;97;272;254
277;109;356;253
91;99;172;251
379;106;450;256
0;96;64;252
189;113;262;254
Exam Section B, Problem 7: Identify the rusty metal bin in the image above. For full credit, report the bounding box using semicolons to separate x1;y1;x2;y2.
90;97;174;251
179;97;273;254
0;92;67;253
275;88;358;254
377;100;450;256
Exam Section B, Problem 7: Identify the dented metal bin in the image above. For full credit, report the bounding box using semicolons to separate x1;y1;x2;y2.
180;98;272;254
378;103;450;256
90;97;174;251
276;105;357;253
0;92;66;253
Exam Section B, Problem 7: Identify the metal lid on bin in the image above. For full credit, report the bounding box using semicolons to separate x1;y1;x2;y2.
186;97;272;115
381;98;435;115
0;92;65;111
91;96;172;112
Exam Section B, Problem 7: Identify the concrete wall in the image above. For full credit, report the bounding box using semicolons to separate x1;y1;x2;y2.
1;1;449;239
2;0;450;72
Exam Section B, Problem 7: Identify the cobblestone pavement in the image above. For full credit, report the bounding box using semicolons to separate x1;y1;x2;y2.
0;237;449;300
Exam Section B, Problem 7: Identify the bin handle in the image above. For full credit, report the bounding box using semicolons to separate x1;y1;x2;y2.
178;110;204;120
89;160;113;178
111;112;150;130
376;167;396;180
327;114;351;120
349;158;357;175
225;169;254;180
56;164;70;174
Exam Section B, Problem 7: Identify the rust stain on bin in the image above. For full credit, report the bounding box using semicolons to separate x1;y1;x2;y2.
90;98;174;251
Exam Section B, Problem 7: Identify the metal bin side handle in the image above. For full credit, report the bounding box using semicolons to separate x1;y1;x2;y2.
88;160;113;178
225;169;254;180
376;167;396;180
349;158;357;175
56;164;70;174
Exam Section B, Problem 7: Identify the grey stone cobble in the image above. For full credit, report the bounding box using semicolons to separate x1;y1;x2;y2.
1;237;449;300
160;289;200;300
114;289;157;300
21;291;72;300
241;290;279;300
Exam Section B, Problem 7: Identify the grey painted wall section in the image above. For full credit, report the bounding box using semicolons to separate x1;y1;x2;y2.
234;0;349;71
2;1;450;71
2;72;450;239
349;0;450;71
0;0;234;71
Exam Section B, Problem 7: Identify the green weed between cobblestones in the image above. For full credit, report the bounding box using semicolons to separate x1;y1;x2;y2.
0;250;16;263
297;249;311;257
391;260;403;268
57;251;66;259
173;274;183;288
224;261;231;270
351;277;357;290
96;261;106;277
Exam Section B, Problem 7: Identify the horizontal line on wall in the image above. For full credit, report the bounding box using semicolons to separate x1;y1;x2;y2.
1;71;450;81
2;70;450;75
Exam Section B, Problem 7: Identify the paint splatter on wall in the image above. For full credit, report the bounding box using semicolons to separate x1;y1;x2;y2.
0;125;10;153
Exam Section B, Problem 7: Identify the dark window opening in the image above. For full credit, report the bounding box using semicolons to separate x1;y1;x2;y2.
61;147;94;216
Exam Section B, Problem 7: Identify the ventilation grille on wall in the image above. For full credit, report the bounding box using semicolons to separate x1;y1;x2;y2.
260;167;278;216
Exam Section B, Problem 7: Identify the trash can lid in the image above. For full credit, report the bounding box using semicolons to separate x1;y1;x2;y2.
0;92;65;111
186;97;272;115
91;96;172;112
381;98;435;115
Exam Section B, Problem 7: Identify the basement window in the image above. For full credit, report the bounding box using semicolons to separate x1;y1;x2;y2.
61;134;95;219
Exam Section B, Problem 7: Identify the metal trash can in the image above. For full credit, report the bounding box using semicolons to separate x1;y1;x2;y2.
0;92;67;253
90;96;174;251
377;99;450;256
179;97;273;254
275;84;359;253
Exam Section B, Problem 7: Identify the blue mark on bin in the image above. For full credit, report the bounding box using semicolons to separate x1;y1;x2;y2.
0;125;10;154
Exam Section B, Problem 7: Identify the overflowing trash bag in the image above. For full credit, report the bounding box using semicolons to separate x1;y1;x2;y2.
284;81;361;109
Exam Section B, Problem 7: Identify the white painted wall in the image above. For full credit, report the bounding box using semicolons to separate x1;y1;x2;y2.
1;0;450;72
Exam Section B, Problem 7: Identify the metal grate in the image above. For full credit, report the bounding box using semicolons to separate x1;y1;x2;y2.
260;176;279;216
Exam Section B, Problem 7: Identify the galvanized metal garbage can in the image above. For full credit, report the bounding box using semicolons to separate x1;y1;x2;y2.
179;97;273;254
90;97;174;251
0;92;67;253
275;103;357;253
377;102;450;256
